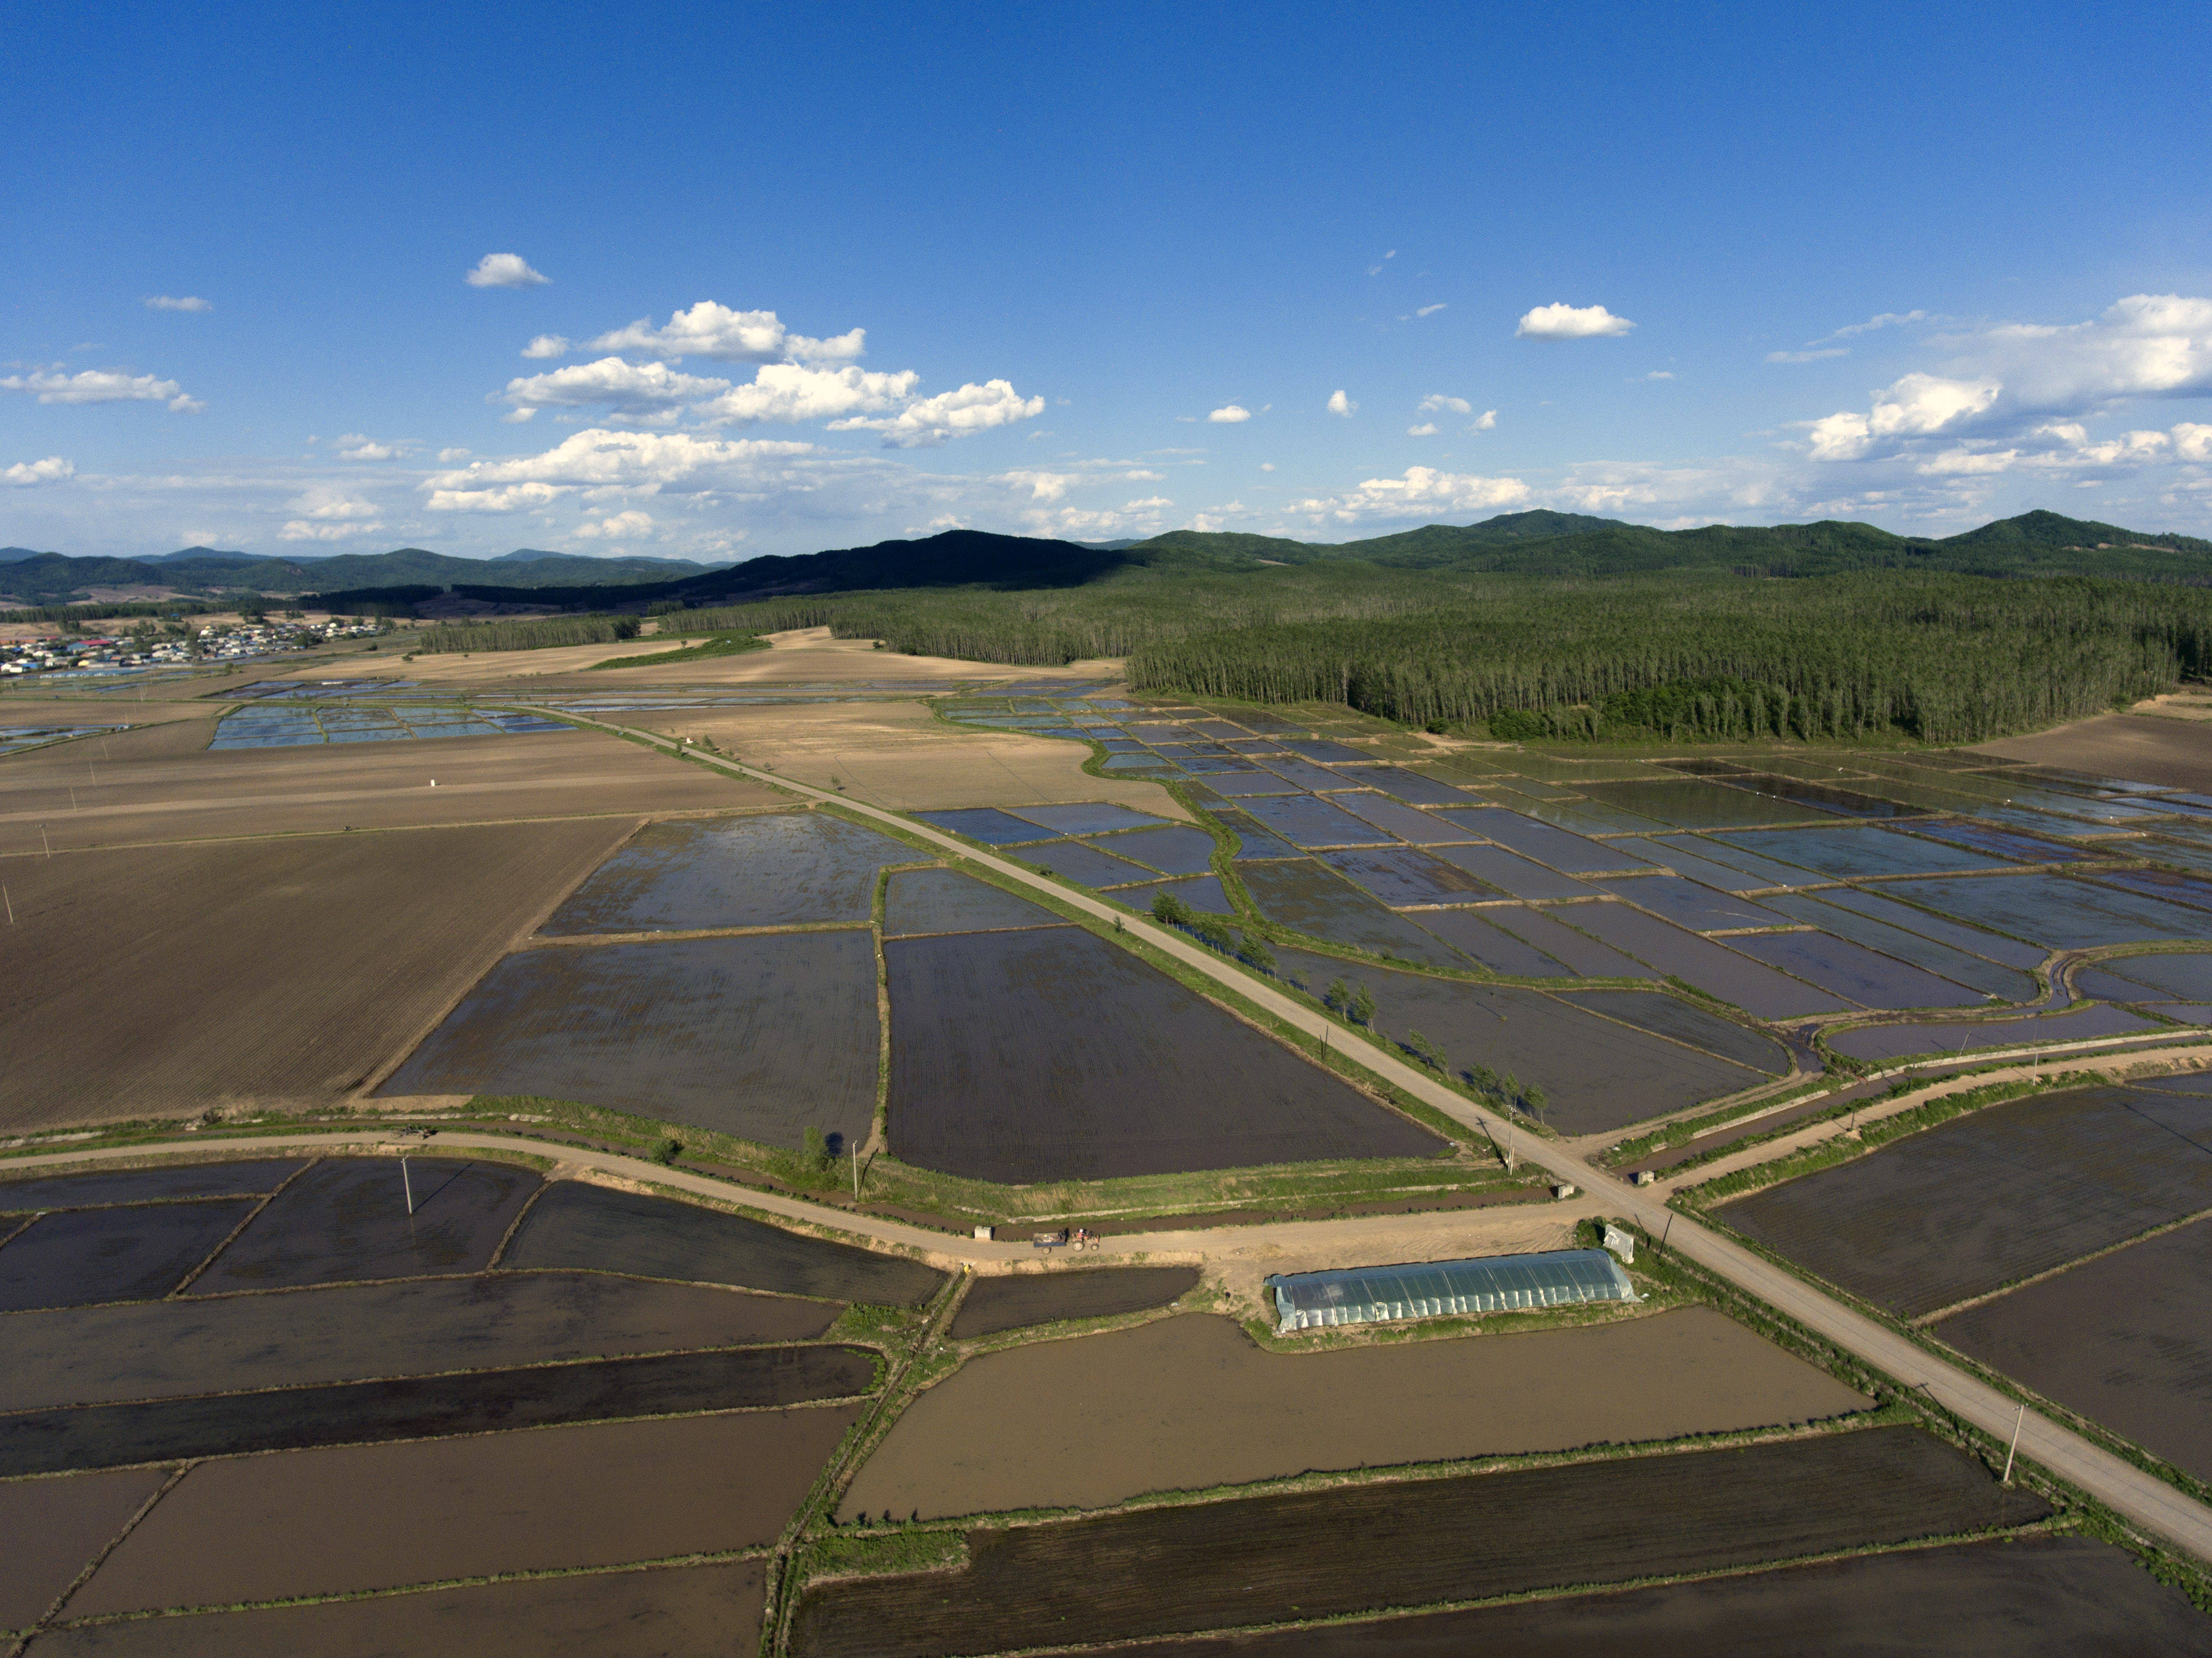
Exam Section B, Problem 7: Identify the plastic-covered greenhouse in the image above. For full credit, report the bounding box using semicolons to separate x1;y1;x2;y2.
1266;1249;1635;1334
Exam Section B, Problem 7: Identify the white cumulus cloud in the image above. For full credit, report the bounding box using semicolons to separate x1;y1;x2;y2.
424;429;817;505
1207;404;1252;423
1472;410;1498;429
1289;467;1530;524
1415;303;1447;318
2;369;195;408
694;364;920;428
828;379;1044;447
574;510;656;540
498;357;731;416
1407;422;1438;437
436;447;472;462
4;456;74;486
1805;373;2004;460
521;335;570;359
1326;390;1356;417
142;295;211;313
586;302;866;365
466;253;549;288
1515;303;1635;340
1418;395;1472;415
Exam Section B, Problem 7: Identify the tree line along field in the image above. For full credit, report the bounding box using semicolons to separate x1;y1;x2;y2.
601;567;2212;745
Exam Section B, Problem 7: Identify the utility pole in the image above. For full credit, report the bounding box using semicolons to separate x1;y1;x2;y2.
2001;1402;2025;1485
3;884;12;924
852;1142;860;1200
402;1155;415;1216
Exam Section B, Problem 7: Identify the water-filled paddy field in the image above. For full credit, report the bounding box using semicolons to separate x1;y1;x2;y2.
887;928;1445;1181
1719;1082;2212;1318
0;1158;928;1647
801;1427;2047;1657
841;1307;1866;1520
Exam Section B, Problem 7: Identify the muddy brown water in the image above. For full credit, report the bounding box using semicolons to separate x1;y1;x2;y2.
800;1427;2045;1656
28;1559;767;1657
67;1406;859;1616
184;1158;537;1293
503;1182;947;1307
1068;1536;2210;1657
1937;1213;2212;1483
2;1271;836;1412
839;1308;1867;1520
1721;1083;2212;1318
950;1267;1201;1339
0;1466;170;1631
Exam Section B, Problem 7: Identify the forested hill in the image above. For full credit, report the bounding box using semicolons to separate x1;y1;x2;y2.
0;545;734;605
1131;509;2212;578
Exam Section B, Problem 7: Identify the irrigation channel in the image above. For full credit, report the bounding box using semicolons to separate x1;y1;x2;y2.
19;709;2212;1568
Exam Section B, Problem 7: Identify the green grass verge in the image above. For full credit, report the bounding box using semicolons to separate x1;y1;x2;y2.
585;631;768;672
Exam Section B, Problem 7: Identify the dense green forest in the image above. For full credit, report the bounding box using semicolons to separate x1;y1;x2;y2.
410;615;641;653
652;566;2212;745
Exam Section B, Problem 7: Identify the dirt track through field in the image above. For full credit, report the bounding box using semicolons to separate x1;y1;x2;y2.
65;1406;859;1615
0;818;637;1129
839;1308;1867;1519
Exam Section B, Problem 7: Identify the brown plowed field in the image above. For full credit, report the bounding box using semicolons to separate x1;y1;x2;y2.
1972;713;2212;793
0;726;771;853
0;1466;171;1631
31;1559;767;1657
67;1406;859;1615
0;818;636;1128
1074;1536;2210;1657
621;699;1187;816
799;1427;2046;1656
2;1271;835;1411
839;1308;1866;1519
1936;1214;2212;1483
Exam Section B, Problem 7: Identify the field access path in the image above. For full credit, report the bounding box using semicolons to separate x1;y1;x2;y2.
553;714;2212;1568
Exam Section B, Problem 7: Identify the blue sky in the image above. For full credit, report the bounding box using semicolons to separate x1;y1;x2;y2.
5;1;2210;560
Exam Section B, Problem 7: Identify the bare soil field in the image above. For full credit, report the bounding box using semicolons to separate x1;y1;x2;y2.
2;1345;879;1477
1089;1536;2211;1657
0;818;634;1129
68;1406;861;1615
0;1201;256;1310
2;1272;835;1411
622;699;1188;816
798;1427;2045;1656
0;726;771;853
0;1466;170;1632
33;1559;768;1657
1972;713;2212;792
0;1160;305;1211
1721;1083;2212;1318
949;1265;1202;1338
542;810;909;932
839;1308;1867;1519
503;1182;948;1307
369;639;698;680
378;932;880;1148
183;1158;538;1292
1273;947;1769;1135
887;929;1445;1182
1936;1215;2212;1483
